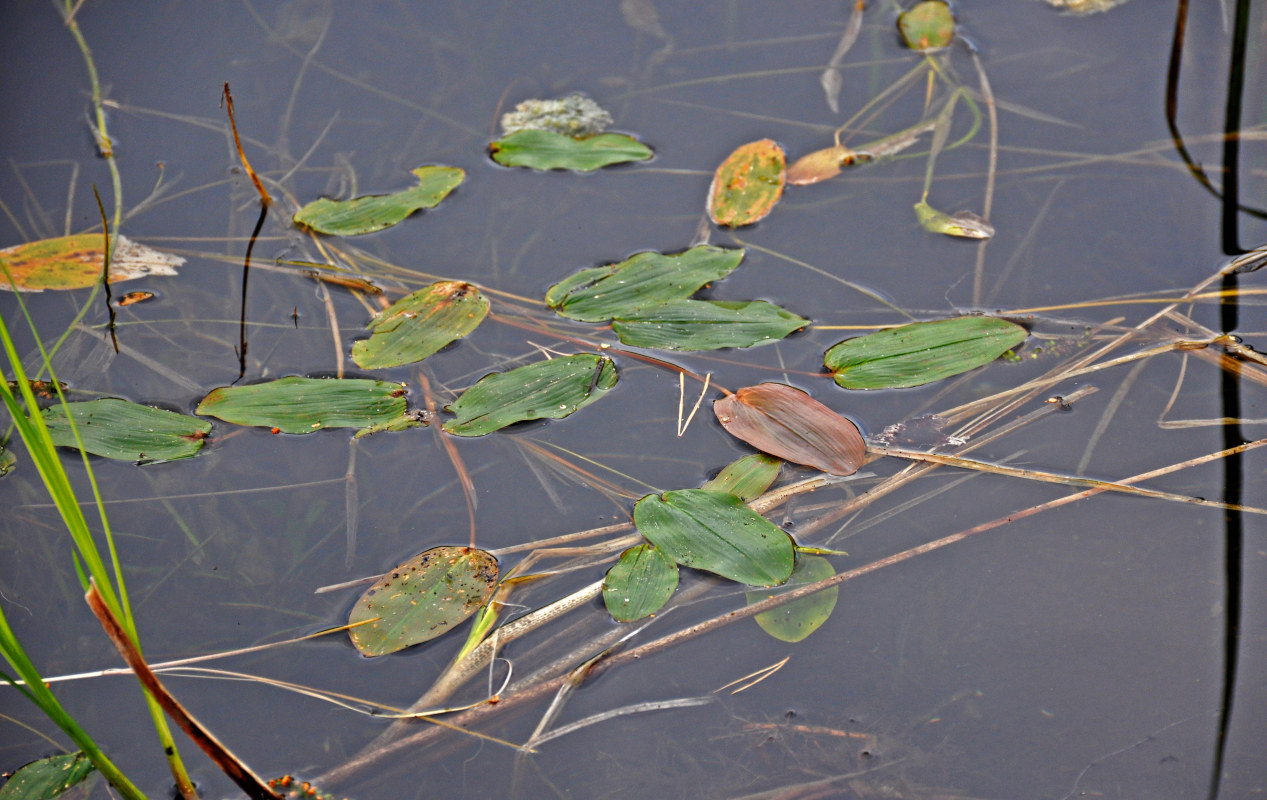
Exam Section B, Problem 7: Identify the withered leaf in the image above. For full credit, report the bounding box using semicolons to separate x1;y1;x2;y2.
714;383;865;476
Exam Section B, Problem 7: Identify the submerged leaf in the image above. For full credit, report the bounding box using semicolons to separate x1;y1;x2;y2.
825;316;1028;389
612;299;808;351
351;281;488;369
634;489;794;586
603;543;679;622
293;166;464;236
490;129;653;171
786;145;863;186
898;0;956;51
43;399;211;463
546;246;744;322
714;383;865;476
914;200;995;239
702;453;782;502
0;234;182;292
348;546;498;656
196;376;419;435
707;139;787;227
747;556;838;643
0;752;96;800
443;353;617;436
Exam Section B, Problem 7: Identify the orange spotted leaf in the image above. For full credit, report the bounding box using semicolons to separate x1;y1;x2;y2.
707;139;786;227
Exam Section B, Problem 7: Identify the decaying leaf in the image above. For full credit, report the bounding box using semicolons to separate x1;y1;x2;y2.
714;383;866;476
898;0;956;51
914;200;995;239
0;234;182;292
707;139;787;227
786;145;863;186
499;94;614;137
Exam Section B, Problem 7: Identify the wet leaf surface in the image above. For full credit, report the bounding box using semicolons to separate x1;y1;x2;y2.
351;281;488;369
914;200;995;239
292;165;464;236
0;234;182;292
714;383;866;476
196;376;418;436
603;543;679;622
825;317;1028;389
43;399;211;463
612;299;808;351
348;546;498;656
898;0;956;50
443;354;617;436
0;752;96;800
707;139;786;227
634;489;794;586
786;145;860;186
747;555;838;643
702;453;782;502
489;129;653;171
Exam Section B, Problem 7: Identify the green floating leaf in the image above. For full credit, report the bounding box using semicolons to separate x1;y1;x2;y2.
612;299;808;351
351;281;488;369
898;0;956;50
443;353;617;436
603;543;679;622
489;129;653;171
634;489;794;586
43;399;210;463
546;246;744;323
293;165;464;236
0;234;183;292
196;376;420;436
348;546;499;657
702;453;782;502
0;752;96;800
914;200;994;239
746;556;838;643
707;139;786;227
825;316;1028;389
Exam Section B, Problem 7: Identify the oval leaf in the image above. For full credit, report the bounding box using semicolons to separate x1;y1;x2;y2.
702;453;782;502
546;246;744;322
0;234;182;292
786;145;859;186
443;353;617;436
612;299;808;351
352;281;488;369
196;376;420;436
489;130;653;171
634;489;793;586
746;556;838;643
707;139;787;227
0;753;96;800
825;316;1028;389
293;166;464;236
914;200;994;239
43;399;210;463
714;383;865;477
898;0;956;51
348;546;498;656
603;543;679;622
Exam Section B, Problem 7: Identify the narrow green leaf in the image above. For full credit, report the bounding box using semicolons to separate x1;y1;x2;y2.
825;316;1028;389
707;139;787;227
746;556;838;643
489;130;653;171
293;166;464;236
0;752;96;800
634;489;794;586
702;453;782;502
42;399;210;463
546;246;745;323
443;354;617;436
612;299;808;351
348;546;498;656
196;376;420;435
351;281;488;369
603;543;679;622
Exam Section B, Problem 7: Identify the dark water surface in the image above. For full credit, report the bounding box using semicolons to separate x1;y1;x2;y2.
2;2;1266;798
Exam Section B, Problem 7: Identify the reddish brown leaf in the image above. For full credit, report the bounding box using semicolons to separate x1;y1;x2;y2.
786;145;858;186
714;383;865;476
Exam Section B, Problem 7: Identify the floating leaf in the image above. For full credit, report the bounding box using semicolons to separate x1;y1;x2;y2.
702;453;782;502
707;139;786;227
825;316;1028;389
747;556;838;643
634;489;793;586
914;200;995;239
348;546;498;656
443;353;617;436
898;0;956;51
603;543;679;622
612;299;808;351
499;94;614;137
43;399;211;463
714;383;866;476
786;145;862;186
489;129;653;171
0;753;96;800
196;376;420;436
0;234;182;292
351;281;488;369
293;166;464;236
546;246;744;323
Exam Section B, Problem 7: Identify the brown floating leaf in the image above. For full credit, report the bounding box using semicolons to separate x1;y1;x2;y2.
714;383;865;476
786;145;862;186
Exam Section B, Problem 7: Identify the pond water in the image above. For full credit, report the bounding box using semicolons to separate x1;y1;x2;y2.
2;2;1266;798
